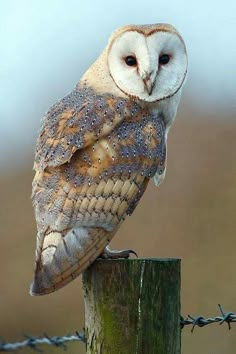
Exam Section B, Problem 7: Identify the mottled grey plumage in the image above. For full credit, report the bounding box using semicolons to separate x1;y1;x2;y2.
34;85;166;176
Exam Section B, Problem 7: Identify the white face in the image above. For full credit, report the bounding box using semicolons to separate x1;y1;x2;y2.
108;30;187;102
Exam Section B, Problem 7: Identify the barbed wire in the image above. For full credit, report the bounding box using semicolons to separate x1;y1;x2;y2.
0;305;235;352
0;331;85;352
181;304;236;332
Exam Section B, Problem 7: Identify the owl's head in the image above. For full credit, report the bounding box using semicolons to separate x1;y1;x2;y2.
107;24;187;102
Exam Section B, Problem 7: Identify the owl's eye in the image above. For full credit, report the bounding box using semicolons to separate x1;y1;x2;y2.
159;54;170;65
125;56;137;66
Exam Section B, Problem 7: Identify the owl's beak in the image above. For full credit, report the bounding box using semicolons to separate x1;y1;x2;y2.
143;75;153;95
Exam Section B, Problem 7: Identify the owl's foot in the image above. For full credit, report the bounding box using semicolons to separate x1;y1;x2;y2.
100;245;138;259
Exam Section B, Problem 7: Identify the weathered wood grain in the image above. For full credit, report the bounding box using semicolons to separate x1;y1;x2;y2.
83;258;180;354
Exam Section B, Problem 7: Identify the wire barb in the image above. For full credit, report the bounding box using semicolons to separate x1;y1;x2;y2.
181;304;236;332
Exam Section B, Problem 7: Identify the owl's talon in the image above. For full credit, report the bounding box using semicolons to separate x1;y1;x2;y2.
100;246;138;259
128;249;138;258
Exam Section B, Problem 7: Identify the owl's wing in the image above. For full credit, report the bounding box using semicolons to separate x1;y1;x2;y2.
31;169;148;295
31;88;166;295
34;85;129;171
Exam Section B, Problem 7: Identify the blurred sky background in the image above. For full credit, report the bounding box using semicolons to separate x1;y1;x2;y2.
0;1;236;354
0;0;236;170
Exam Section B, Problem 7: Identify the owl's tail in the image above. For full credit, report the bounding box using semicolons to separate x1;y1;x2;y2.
30;227;114;296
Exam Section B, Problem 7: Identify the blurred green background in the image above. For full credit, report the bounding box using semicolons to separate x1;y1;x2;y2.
1;1;236;353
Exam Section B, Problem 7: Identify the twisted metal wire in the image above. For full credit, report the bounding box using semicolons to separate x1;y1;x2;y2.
0;331;85;352
181;304;236;332
1;305;235;352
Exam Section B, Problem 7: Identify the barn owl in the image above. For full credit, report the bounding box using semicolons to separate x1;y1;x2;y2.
30;23;187;296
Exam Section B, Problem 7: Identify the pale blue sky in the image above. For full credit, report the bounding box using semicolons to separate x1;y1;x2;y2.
0;0;235;169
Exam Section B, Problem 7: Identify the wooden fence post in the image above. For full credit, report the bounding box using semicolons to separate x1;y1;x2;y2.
82;258;180;354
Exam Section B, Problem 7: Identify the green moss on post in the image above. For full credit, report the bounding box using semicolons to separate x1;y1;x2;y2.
83;258;180;354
